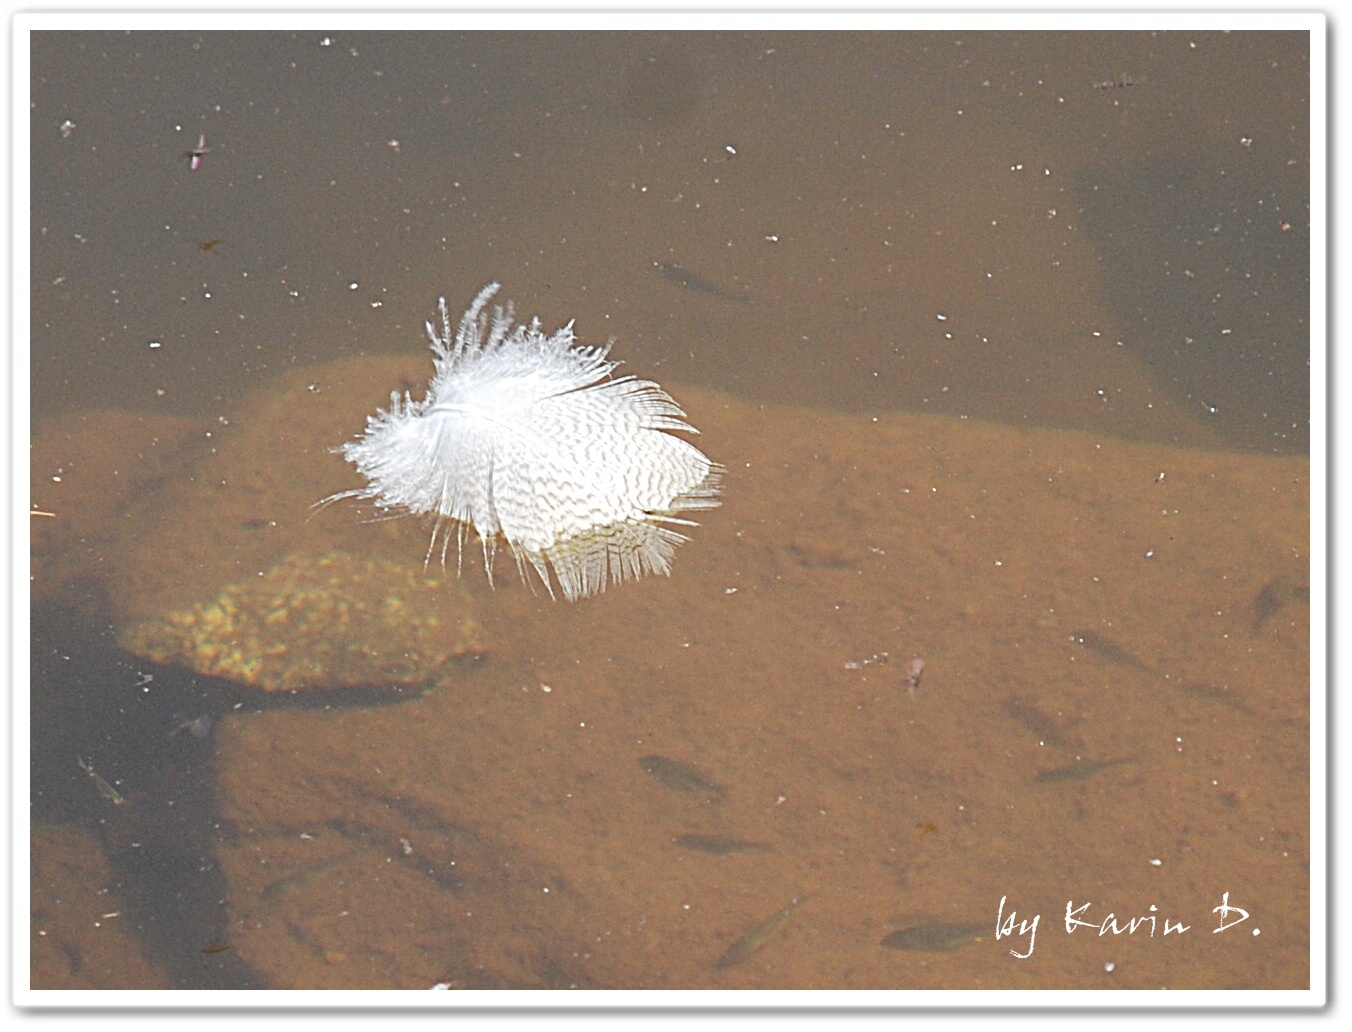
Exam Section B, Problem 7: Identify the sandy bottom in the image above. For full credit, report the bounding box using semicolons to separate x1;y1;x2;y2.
30;358;1310;991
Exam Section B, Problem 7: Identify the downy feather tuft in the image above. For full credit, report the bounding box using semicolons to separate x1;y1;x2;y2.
325;283;722;601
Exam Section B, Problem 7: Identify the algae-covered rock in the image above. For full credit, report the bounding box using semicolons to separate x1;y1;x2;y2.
120;550;485;692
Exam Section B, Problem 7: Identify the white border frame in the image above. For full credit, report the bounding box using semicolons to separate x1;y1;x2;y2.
9;6;1327;1013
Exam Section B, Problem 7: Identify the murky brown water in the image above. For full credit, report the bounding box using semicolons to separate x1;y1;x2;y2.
28;27;1312;991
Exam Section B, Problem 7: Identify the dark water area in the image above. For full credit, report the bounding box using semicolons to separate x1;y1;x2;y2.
29;599;428;989
26;24;1315;993
1075;155;1309;453
30;29;1310;454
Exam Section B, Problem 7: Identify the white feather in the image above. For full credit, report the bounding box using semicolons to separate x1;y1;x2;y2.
326;283;722;601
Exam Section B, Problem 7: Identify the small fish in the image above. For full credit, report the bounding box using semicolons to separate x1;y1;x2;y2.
1067;630;1151;671
198;238;225;253
184;132;210;171
674;834;772;856
715;896;807;970
1251;578;1309;632
639;755;727;800
77;757;126;806
1093;76;1141;91
200;939;232;955
1034;757;1134;783
881;920;988;952
1179;681;1255;716
656;262;751;304
261;852;356;902
1001;696;1075;750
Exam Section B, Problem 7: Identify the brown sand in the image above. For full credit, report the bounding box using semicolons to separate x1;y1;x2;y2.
29;354;1307;990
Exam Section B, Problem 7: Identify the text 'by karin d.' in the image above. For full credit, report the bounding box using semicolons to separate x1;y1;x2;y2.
995;892;1256;959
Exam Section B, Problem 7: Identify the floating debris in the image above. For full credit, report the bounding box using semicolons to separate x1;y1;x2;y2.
844;650;888;671
119;550;485;692
78;757;126;806
184;132;210;170
904;656;925;695
324;284;722;601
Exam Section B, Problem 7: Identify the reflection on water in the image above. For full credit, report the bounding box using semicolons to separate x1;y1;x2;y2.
29;26;1312;991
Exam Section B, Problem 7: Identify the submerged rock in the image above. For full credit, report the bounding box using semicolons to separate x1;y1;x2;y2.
120;550;485;692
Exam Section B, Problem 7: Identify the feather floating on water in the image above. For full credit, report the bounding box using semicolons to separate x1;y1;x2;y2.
325;283;722;601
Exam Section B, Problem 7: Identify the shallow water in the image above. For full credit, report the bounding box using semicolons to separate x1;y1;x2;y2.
28;26;1313;992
